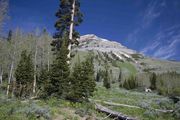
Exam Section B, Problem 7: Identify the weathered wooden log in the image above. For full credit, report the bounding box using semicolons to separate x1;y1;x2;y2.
92;99;174;113
95;103;137;120
102;101;173;113
94;99;141;109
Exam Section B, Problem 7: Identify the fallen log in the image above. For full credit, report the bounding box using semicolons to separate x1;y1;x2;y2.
95;103;137;120
94;99;141;109
92;99;174;113
102;101;173;113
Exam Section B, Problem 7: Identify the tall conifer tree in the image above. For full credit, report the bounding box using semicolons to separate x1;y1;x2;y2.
49;36;70;97
150;72;157;90
15;50;34;97
103;68;111;89
68;56;96;101
37;66;51;98
118;68;122;82
51;0;83;54
7;30;12;41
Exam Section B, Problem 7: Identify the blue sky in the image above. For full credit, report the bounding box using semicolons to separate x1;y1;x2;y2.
5;0;180;61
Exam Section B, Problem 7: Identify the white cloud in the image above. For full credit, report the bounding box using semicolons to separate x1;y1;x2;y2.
127;0;166;43
142;0;162;28
141;41;160;54
141;25;180;59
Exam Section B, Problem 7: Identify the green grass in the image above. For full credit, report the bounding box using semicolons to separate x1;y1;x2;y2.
113;61;137;75
0;81;177;120
92;83;176;120
93;83;162;106
0;93;111;120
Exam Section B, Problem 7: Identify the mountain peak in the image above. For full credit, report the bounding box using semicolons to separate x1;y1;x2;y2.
80;34;99;42
80;34;112;42
79;34;136;54
81;34;98;38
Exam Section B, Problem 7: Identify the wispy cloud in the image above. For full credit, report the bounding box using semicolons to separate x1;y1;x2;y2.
154;36;180;59
127;0;166;43
141;25;180;60
126;0;180;60
141;41;160;54
142;0;162;28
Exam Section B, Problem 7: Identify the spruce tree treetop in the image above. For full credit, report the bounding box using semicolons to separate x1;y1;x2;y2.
52;0;83;51
7;30;12;41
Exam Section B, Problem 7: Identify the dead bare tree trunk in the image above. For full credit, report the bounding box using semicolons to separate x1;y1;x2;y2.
7;61;14;96
11;73;15;98
67;0;76;63
47;46;50;71
0;67;3;84
93;99;174;114
33;43;37;94
19;83;23;98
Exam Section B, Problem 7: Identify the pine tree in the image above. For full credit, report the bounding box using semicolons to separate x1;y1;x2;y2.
128;76;137;89
52;0;83;54
68;56;96;101
123;79;130;90
81;57;96;99
150;72;157;90
118;68;122;82
7;30;12;41
15;50;34;97
96;70;100;82
37;66;51;98
103;68;111;89
49;36;70;97
68;61;82;101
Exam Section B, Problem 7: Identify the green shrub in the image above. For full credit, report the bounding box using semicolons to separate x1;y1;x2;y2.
25;103;51;120
143;109;160;119
172;88;180;96
157;87;168;96
0;97;51;120
173;101;180;119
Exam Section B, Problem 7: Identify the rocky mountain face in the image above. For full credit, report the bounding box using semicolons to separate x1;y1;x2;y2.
77;34;138;61
71;34;180;82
